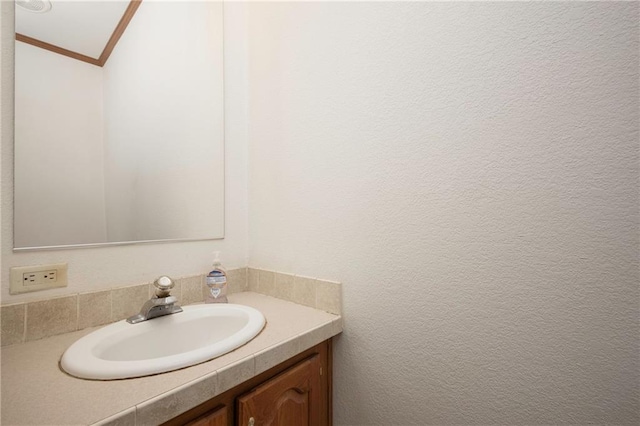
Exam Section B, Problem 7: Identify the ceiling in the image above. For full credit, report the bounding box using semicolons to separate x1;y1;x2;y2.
15;0;131;60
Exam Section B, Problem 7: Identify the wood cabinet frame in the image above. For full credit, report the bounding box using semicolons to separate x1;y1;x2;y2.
163;339;333;426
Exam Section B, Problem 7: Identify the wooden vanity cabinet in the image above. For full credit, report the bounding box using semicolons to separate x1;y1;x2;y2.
165;339;332;426
237;354;323;426
185;406;228;426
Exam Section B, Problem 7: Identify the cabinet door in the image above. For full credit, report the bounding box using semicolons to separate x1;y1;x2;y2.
237;355;322;426
185;405;228;426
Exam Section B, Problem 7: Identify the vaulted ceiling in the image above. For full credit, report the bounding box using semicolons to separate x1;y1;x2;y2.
15;0;140;66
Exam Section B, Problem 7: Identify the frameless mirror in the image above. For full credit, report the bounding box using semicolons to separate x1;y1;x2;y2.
13;0;224;250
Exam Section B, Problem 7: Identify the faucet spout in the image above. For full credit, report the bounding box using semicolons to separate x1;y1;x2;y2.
127;276;183;324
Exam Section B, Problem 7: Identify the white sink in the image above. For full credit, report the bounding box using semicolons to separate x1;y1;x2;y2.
60;304;265;380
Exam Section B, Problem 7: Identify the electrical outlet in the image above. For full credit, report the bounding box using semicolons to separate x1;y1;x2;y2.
10;263;68;294
23;270;57;286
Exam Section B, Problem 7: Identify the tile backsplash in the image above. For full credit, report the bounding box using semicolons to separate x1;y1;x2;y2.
0;267;341;347
248;268;342;316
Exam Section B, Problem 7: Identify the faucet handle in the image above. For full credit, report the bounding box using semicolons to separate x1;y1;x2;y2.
153;276;175;297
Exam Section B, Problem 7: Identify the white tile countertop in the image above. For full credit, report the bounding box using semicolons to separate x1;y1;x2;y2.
0;292;342;426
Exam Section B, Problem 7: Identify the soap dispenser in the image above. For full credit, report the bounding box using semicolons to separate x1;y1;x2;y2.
206;251;228;303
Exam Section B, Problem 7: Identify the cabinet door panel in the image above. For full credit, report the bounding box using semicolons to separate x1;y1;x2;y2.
237;355;321;426
273;388;309;424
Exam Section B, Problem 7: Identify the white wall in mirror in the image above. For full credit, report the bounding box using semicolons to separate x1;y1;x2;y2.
1;1;250;303
15;41;107;246
14;0;224;249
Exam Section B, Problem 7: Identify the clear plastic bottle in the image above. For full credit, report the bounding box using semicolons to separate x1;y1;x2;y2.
205;251;228;303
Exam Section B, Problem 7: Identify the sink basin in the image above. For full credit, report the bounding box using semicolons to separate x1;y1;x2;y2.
61;304;265;380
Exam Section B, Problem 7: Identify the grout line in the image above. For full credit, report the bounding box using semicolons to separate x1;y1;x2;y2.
242;267;247;291
22;303;27;343
252;268;258;292
311;278;318;309
109;289;114;323
314;281;319;310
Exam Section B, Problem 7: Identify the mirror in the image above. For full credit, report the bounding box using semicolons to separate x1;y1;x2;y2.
13;0;224;250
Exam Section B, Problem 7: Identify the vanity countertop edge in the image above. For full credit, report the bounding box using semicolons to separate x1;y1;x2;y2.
0;292;343;426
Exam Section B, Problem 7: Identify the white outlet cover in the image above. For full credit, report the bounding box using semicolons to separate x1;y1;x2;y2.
10;263;68;294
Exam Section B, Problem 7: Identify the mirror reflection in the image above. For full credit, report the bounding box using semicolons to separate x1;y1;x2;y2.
14;0;224;250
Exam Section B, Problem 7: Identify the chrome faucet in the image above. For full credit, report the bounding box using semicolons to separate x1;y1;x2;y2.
127;276;183;324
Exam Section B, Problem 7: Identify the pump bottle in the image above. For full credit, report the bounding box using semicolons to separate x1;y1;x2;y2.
206;251;228;303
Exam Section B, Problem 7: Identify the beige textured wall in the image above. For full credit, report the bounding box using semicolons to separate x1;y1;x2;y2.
245;2;639;424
